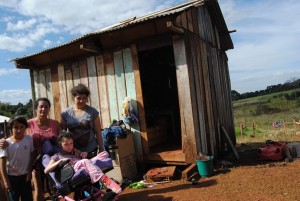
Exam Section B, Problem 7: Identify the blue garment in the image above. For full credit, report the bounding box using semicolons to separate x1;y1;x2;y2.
102;126;127;152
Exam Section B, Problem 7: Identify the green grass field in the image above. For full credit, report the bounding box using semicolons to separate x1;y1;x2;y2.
233;89;300;143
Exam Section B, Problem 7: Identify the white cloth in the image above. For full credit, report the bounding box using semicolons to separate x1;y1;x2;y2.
0;135;34;175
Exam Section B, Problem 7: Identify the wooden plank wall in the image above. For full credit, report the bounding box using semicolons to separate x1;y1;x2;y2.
173;35;197;164
29;46;144;165
174;6;235;155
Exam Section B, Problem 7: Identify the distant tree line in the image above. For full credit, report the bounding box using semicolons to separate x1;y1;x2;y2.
232;78;300;101
0;99;33;119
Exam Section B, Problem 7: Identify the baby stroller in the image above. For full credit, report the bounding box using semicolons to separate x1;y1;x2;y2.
41;154;118;201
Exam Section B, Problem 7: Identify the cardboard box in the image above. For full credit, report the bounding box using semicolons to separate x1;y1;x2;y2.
106;154;137;183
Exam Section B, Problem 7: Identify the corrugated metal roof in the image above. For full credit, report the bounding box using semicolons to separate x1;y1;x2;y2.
14;0;204;61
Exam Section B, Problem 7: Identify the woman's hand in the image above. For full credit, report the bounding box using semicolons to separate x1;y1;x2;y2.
80;152;88;159
0;139;8;149
3;180;11;192
73;148;81;158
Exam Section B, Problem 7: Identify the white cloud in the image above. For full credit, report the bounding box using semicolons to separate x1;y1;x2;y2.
0;89;31;104
43;39;52;48
0;20;60;52
0;68;18;76
0;34;34;52
6;18;37;31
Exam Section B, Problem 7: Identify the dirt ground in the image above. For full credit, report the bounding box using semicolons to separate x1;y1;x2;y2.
118;136;300;201
0;136;299;201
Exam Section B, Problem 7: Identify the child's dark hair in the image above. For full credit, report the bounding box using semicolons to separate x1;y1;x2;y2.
8;115;28;130
57;130;74;143
34;97;51;110
71;84;90;97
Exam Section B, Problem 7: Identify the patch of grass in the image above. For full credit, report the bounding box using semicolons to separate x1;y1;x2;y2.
234;92;300;143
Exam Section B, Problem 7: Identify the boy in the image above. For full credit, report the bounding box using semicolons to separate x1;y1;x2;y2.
0;116;34;201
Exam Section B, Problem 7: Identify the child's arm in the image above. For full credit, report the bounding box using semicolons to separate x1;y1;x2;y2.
26;151;35;182
44;158;69;174
0;157;11;192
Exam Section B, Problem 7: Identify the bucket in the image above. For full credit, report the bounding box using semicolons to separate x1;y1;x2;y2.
196;156;214;177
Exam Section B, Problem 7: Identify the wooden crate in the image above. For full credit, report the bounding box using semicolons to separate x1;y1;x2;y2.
147;117;168;147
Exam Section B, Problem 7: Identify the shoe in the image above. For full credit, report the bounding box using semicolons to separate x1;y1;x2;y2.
100;175;122;194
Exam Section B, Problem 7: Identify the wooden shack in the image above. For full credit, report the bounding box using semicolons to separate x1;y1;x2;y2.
14;0;235;167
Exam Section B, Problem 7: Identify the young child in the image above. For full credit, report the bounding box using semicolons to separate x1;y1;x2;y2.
0;116;34;201
44;130;122;194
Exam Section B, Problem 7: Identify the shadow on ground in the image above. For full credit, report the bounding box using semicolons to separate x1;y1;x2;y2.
119;178;218;201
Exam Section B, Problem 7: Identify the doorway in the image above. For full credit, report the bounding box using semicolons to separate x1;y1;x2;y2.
138;45;182;155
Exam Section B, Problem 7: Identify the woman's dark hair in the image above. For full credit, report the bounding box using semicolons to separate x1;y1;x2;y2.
34;97;51;109
8;115;28;130
71;84;90;97
57;130;74;144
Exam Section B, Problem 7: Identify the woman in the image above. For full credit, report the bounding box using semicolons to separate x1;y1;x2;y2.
61;84;104;158
28;97;61;156
28;97;61;201
44;130;121;194
0;97;61;201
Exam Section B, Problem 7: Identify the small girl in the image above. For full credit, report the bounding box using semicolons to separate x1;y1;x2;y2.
44;130;122;194
0;116;34;201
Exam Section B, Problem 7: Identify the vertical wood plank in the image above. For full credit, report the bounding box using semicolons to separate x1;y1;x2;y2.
87;56;100;113
186;33;202;155
131;45;148;155
200;41;215;155
123;46;144;166
51;65;62;121
195;37;209;154
96;54;111;128
104;52;118;121
187;9;194;32
114;50;126;120
192;8;199;36
39;69;47;98
72;61;81;87
181;11;188;30
58;63;68;111
65;67;74;107
45;68;55;118
197;7;205;39
30;70;36;117
79;58;89;87
173;35;196;163
32;69;40;98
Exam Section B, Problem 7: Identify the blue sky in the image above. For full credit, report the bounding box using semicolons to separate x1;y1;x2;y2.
0;0;300;105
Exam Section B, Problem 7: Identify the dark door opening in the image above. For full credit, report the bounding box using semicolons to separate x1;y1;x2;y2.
138;45;181;152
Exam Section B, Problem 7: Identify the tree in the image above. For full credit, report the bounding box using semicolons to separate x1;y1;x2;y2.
231;90;241;101
0;99;33;119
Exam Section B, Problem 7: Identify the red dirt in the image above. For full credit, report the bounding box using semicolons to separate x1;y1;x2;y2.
119;139;300;201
